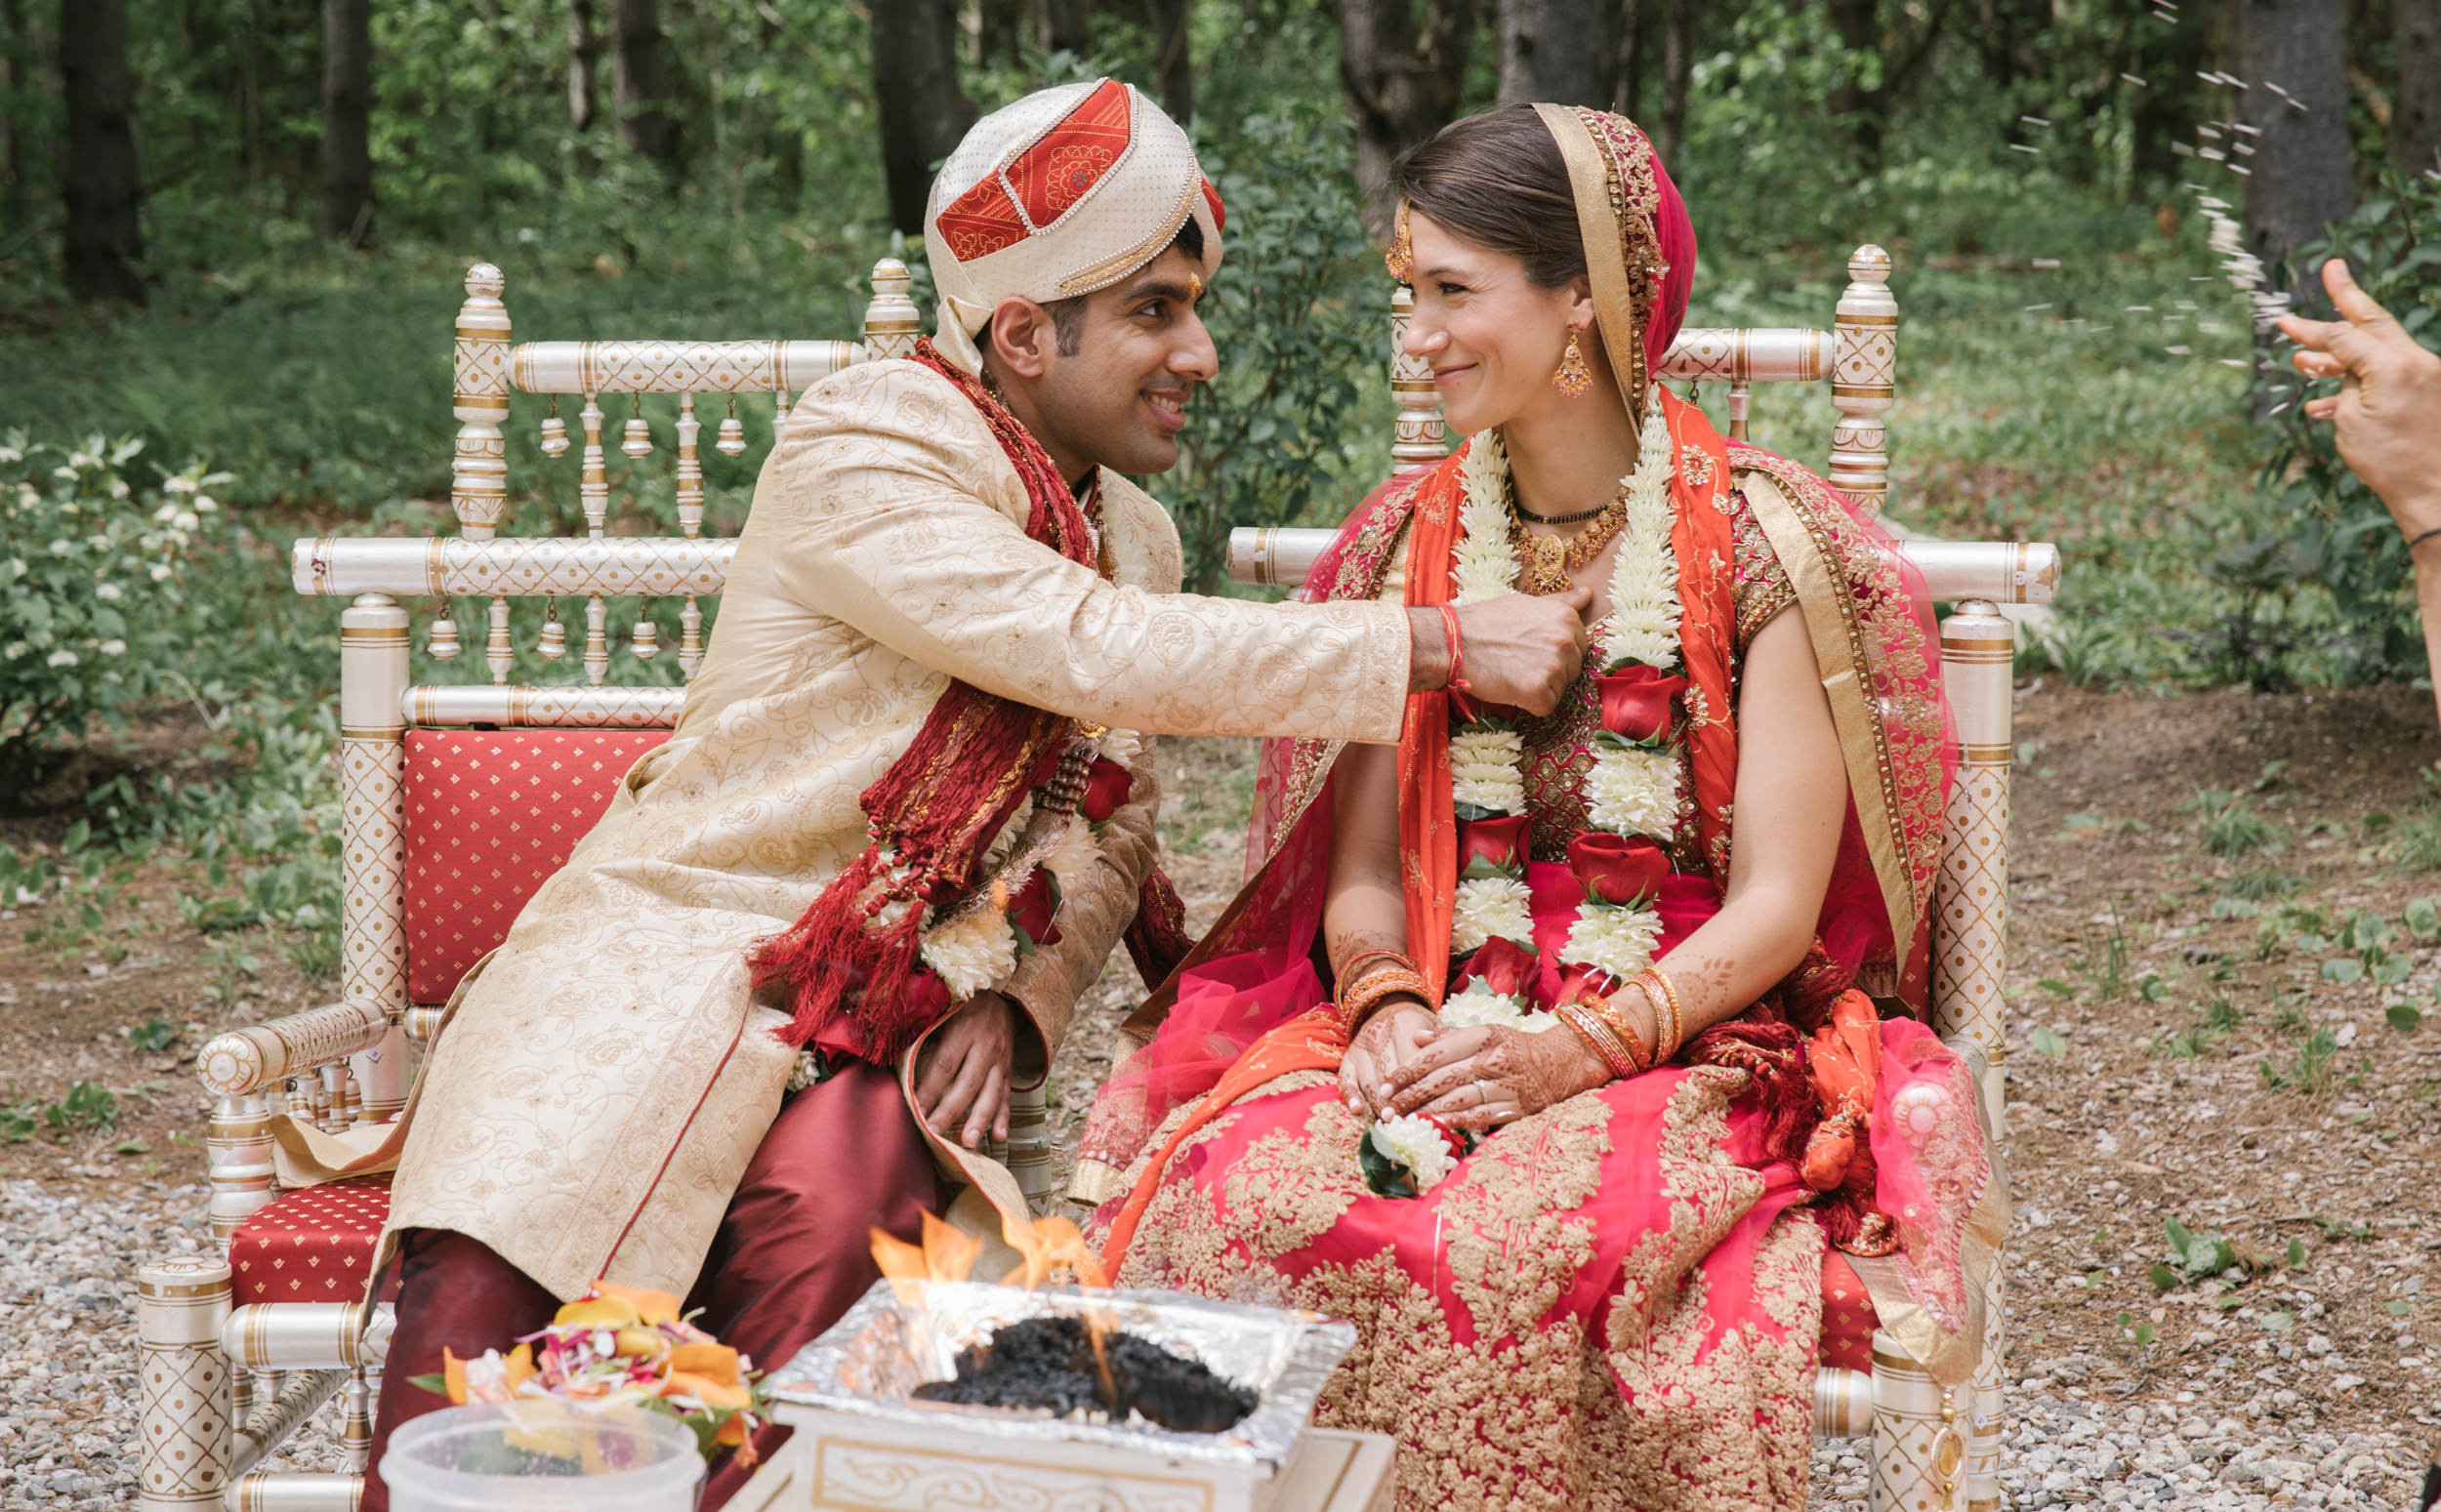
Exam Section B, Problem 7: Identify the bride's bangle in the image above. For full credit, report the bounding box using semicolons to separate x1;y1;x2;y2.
1556;1001;1643;1080
1338;964;1434;1035
1629;968;1685;1061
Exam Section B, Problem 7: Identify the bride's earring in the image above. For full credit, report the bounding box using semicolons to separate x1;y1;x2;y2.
1552;325;1593;397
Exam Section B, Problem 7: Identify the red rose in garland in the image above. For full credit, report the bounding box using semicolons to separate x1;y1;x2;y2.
1005;867;1061;950
1455;934;1538;997
1456;814;1530;879
1078;758;1135;822
1595;666;1687;745
1567;832;1671;907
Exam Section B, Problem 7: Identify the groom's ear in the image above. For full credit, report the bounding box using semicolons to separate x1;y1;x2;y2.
985;297;1059;383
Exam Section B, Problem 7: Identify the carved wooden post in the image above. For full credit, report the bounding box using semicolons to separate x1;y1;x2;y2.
863;258;923;360
1872;1334;1963;1512
340;593;410;1118
1935;599;2011;1124
204;1095;273;1244
137;1257;233;1512
1389;286;1448;472
1831;244;1896;515
450;265;511;539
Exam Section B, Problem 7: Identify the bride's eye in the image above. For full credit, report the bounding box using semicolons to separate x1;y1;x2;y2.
1437;281;1469;297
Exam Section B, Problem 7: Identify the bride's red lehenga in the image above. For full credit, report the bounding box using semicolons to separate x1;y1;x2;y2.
1073;106;2004;1512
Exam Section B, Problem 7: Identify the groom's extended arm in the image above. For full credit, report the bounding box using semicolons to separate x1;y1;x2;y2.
757;364;1582;739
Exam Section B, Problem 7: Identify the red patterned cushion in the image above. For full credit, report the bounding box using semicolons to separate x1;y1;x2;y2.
1820;1250;1878;1371
403;729;669;1004
229;1173;393;1304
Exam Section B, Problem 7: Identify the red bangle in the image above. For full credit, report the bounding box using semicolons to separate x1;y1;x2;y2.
1437;602;1469;693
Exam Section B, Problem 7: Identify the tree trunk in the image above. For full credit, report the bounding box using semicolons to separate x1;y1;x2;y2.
1034;0;1091;54
1825;0;1883;170
1339;0;1483;232
1496;0;1619;109
1657;0;1691;163
1611;0;1644;120
871;0;974;234
567;0;600;132
2396;0;2441;178
59;0;145;304
1;0;24;224
2237;0;2354;300
612;0;679;162
320;0;372;245
1146;0;1193;123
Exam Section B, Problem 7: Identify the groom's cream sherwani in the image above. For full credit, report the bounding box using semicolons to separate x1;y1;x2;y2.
376;357;1412;1302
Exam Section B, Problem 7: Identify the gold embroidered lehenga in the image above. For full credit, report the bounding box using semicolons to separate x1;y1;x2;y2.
1072;106;2005;1511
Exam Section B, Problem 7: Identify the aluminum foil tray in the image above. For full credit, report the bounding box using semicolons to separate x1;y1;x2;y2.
769;1279;1355;1473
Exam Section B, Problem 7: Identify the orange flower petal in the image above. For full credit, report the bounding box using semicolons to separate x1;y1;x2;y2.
589;1280;683;1327
441;1348;472;1406
503;1343;537;1392
663;1370;753;1411
555;1296;641;1330
666;1342;738;1386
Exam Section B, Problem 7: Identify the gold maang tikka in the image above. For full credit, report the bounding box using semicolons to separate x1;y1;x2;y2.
1384;201;1415;280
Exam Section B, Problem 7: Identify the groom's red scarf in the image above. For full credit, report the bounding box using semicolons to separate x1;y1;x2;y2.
753;341;1191;1062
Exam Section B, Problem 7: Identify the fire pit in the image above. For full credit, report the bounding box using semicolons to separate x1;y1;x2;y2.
768;1279;1374;1512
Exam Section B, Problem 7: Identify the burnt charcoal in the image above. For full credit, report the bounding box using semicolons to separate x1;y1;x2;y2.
910;1315;1258;1433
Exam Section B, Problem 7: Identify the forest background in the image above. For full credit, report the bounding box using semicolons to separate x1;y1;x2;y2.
0;0;2437;995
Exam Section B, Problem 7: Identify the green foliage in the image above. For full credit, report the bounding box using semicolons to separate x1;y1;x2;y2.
2180;788;2285;858
128;1019;179;1053
45;1082;119;1134
2260;1026;2339;1096
0;438;230;759
1168;108;1381;590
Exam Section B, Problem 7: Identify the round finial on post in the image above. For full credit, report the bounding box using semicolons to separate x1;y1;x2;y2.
1389;284;1448;472
1831;242;1898;516
452;262;513;539
863;258;923;360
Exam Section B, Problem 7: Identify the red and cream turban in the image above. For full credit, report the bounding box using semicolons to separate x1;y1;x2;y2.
923;78;1226;374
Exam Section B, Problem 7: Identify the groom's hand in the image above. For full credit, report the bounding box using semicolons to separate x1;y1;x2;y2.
1409;589;1593;716
915;992;1015;1148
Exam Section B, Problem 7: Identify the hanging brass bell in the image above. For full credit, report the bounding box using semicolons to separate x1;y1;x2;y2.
632;621;660;660
621;414;653;458
715;416;746;456
538;415;570;459
428;616;460;660
537;619;566;660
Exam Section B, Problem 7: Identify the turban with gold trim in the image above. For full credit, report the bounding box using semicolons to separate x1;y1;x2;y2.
923;78;1226;375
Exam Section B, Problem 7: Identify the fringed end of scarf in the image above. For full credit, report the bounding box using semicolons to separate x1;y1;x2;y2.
749;849;948;1064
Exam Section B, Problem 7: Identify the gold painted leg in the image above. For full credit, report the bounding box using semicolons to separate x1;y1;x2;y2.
138;1256;234;1512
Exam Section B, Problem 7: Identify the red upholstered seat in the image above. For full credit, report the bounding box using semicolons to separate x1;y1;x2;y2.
403;728;669;1005
1820;1249;1878;1370
229;1172;393;1304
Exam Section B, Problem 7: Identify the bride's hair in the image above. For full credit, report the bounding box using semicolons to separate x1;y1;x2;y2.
1392;103;1586;291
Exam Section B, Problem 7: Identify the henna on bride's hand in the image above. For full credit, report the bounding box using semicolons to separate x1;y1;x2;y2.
1400;1026;1608;1122
1342;1002;1436;1115
1382;1025;1493;1112
1328;926;1410;979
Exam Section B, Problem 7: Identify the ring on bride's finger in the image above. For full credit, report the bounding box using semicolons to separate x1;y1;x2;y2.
1473;1080;1490;1106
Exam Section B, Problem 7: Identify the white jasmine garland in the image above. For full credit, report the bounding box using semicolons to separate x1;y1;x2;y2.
1595;403;1682;671
1100;728;1142;769
1584;745;1682;838
1439;979;1562;1034
1449;726;1525;814
1044;815;1100;898
1450;877;1532;954
1368;1114;1457;1192
1557;902;1666;981
920;904;1018;999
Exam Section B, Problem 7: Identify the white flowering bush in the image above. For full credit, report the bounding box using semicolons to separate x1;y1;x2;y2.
0;432;228;759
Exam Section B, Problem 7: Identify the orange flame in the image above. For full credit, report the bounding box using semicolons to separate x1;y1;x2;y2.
997;1211;1110;1291
869;1213;984;1305
1081;1305;1119;1407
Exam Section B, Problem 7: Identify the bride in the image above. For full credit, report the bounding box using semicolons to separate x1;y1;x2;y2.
1072;103;2002;1509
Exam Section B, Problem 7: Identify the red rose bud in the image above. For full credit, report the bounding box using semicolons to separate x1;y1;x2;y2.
1567;832;1671;907
1595;667;1687;744
1078;759;1135;823
1424;1115;1469;1159
1456;814;1530;879
901;968;953;1026
1456;935;1538;997
1555;963;1619;1009
1006;867;1061;950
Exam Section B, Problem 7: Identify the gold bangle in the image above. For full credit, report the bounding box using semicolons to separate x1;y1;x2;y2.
1338;965;1433;1036
1588;991;1655;1074
1556;1002;1639;1080
1632;968;1685;1061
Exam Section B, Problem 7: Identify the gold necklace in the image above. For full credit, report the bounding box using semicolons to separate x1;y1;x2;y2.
1508;473;1632;594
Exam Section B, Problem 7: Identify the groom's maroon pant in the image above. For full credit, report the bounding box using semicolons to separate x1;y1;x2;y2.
361;1061;950;1512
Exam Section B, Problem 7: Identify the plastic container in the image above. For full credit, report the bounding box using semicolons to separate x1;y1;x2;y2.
380;1402;706;1512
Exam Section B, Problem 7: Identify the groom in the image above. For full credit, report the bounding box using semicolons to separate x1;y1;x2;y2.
365;78;1591;1510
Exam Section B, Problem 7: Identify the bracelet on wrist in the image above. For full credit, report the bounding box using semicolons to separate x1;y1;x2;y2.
1556;1001;1641;1080
2408;522;2441;556
1587;991;1656;1074
1338;964;1435;1036
1437;602;1470;694
1629;968;1685;1062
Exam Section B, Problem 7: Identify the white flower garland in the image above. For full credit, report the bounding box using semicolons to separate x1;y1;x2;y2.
1446;395;1681;1019
1368;1113;1459;1192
